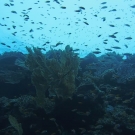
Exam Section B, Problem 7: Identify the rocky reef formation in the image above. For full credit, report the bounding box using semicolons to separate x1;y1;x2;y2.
25;45;80;113
1;50;135;135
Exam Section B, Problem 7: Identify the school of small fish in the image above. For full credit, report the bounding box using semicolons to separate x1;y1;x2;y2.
0;0;134;56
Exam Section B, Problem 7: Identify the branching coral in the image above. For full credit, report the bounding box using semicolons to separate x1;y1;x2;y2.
25;45;79;112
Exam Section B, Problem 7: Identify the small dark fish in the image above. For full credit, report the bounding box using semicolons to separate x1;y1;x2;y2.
109;9;117;12
21;11;26;14
30;35;34;38
46;41;50;44
12;25;16;29
83;18;87;20
55;42;63;47
23;14;29;18
84;22;89;25
53;17;57;20
130;5;135;8
39;22;43;24
113;32;118;34
111;46;121;49
124;24;130;27
73;49;80;51
24;17;29;21
22;34;26;36
12;32;17;36
75;9;81;12
4;3;10;6
109;24;115;27
94;14;97;17
38;26;43;30
12;41;16;43
101;2;107;4
7;45;11;48
61;6;66;9
105;49;112;51
54;0;60;4
42;43;46;46
46;1;50;3
1;42;6;45
93;51;101;54
102;17;106;21
11;11;17;14
103;42;107;44
104;39;108;41
95;48;100;50
29;29;33;32
98;35;101;37
124;44;128;48
114;39;119;43
101;6;107;9
115;17;121;19
28;8;32;10
125;37;132;40
10;3;14;6
109;35;116;38
79;6;85;10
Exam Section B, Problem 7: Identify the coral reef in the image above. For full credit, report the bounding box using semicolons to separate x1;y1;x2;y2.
25;45;79;112
0;52;29;84
1;51;135;135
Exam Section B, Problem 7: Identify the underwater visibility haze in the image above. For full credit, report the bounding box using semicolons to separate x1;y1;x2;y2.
0;0;135;56
0;0;135;135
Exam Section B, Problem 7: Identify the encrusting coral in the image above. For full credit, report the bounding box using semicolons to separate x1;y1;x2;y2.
25;45;79;112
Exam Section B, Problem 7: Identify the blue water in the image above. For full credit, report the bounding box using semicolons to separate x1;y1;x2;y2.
0;0;135;57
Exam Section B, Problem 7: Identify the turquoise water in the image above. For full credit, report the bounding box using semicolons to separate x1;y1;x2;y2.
0;0;135;57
